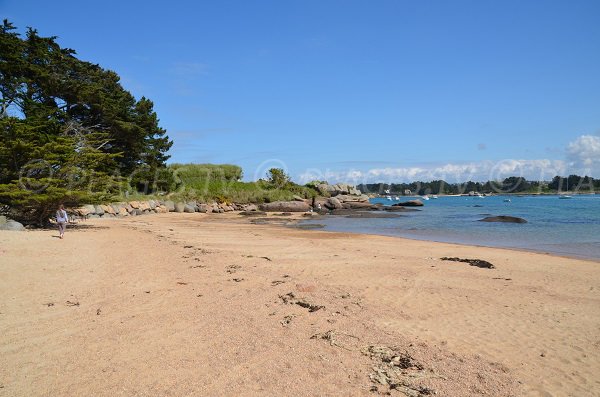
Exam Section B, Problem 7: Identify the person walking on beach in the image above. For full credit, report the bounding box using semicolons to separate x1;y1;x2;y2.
56;204;68;239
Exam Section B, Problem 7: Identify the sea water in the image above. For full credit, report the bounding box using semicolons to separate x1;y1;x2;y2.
310;195;600;260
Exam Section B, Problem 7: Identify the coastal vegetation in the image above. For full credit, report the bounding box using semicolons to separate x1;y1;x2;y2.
358;174;599;196
0;20;171;225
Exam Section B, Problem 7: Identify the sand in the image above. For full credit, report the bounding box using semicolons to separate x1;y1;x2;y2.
1;212;599;396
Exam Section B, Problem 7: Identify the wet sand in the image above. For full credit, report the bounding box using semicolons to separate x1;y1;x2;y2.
1;213;599;396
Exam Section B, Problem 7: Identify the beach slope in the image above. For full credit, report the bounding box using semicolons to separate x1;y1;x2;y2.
1;213;599;396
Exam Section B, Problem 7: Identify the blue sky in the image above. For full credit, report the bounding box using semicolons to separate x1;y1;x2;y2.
2;0;600;183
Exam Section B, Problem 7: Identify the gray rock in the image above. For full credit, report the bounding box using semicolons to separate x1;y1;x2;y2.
259;201;311;212
174;202;185;213
0;219;25;231
479;215;527;224
392;200;424;207
293;195;305;202
341;201;377;210
134;209;143;216
184;204;195;213
0;215;6;225
316;183;336;196
148;200;157;210
94;205;105;215
164;200;175;212
239;211;267;216
244;204;258;211
324;197;343;210
81;204;96;216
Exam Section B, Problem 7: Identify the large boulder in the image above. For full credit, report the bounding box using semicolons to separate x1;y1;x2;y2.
0;219;25;231
102;204;116;215
316;183;336;196
342;201;377;210
94;205;105;215
259;201;310;212
129;201;140;209
392;200;424;207
174;202;185;213
164;200;175;212
324;197;343;210
183;204;195;213
479;215;527;224
78;204;96;216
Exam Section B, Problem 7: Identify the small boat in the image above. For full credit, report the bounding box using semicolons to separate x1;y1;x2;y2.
558;195;572;199
432;195;438;199
394;196;400;200
421;195;430;200
386;195;392;200
503;198;511;202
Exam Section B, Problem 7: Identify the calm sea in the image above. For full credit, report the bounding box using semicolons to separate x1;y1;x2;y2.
309;195;600;260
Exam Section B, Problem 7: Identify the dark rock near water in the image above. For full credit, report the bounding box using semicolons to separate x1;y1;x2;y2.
344;212;403;219
341;201;377;210
382;206;421;212
239;211;267;216
294;223;326;229
392;200;424;207
479;215;527;224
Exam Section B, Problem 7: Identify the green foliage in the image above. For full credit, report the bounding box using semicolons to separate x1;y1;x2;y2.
170;163;243;183
0;20;173;223
0;118;122;225
265;168;290;188
165;163;316;203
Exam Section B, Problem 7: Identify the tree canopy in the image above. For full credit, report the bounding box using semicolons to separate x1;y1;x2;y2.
0;20;172;224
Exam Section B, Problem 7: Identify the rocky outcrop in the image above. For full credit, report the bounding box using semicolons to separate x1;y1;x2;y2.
392;200;424;207
259;201;311;212
315;183;362;197
324;197;343;210
479;216;527;224
341;201;377;210
0;216;25;231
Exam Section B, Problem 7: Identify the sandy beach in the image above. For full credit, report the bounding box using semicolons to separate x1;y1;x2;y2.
1;212;599;396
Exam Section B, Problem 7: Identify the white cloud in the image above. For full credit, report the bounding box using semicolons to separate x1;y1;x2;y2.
567;135;600;173
298;159;567;184
297;134;598;184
